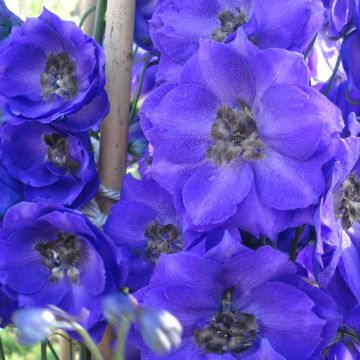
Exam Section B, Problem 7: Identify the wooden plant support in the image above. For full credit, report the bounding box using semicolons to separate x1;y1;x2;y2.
98;0;136;359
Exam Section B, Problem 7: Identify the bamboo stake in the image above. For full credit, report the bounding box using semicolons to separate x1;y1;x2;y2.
98;0;135;213
98;0;136;358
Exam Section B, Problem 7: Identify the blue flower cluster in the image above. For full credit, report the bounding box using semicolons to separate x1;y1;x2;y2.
1;0;360;359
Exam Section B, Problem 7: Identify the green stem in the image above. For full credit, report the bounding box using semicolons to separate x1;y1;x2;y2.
114;319;132;360
79;5;97;28
304;34;317;60
41;342;47;360
322;48;342;96
46;339;60;360
129;59;159;123
290;225;306;261
69;338;73;360
0;337;6;360
93;0;107;44
71;322;104;360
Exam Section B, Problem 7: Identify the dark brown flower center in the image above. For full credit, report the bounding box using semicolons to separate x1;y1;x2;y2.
212;9;248;42
43;133;80;171
338;173;360;230
195;289;258;354
144;221;183;264
41;52;77;100
35;232;81;284
207;104;265;166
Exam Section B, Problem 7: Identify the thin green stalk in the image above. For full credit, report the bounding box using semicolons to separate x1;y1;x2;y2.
69;338;73;360
0;337;5;360
79;5;97;28
322;48;342;96
304;34;317;60
41;342;47;360
71;322;103;360
290;225;306;261
114;319;132;360
129;59;159;123
93;0;107;44
46;339;60;360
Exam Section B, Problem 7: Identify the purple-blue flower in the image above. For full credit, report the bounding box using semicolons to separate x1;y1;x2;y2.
105;175;241;290
142;35;343;238
314;137;360;286
0;121;98;208
0;0;22;41
0;201;127;329
150;0;325;82
0;8;109;131
133;246;339;359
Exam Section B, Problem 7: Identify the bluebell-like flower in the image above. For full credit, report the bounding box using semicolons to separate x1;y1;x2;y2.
0;0;22;42
0;8;109;131
12;308;56;346
150;0;325;82
138;307;182;355
0;121;98;208
0;202;127;329
103;292;138;327
142;35;343;238
133;246;339;359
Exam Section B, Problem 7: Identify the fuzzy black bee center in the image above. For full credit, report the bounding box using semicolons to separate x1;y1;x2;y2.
144;220;183;264
339;173;360;230
43;133;80;171
35;232;81;284
207;104;265;166
195;288;258;354
41;52;77;100
212;9;247;42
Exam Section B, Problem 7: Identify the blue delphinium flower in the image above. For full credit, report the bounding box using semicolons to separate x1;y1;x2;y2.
0;121;98;208
0;0;22;42
0;8;109;130
133;245;339;359
142;34;343;238
150;0;325;82
105;175;241;290
314;137;360;286
0;201;127;329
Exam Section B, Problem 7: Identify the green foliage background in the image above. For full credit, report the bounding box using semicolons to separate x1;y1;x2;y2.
5;0;80;21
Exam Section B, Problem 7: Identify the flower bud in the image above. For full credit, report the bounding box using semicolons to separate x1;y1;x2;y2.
138;308;182;355
12;308;56;346
103;292;138;327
